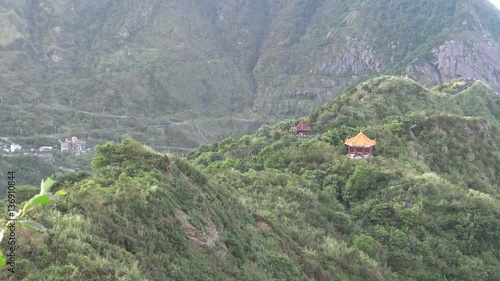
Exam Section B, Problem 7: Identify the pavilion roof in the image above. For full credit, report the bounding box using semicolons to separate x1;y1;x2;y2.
344;131;376;147
295;120;311;131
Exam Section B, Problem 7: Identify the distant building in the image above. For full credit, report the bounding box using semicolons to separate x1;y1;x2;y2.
0;142;9;151
59;137;86;154
10;144;22;153
39;146;53;152
295;120;312;138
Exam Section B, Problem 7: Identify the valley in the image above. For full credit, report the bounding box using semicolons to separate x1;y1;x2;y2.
0;1;499;280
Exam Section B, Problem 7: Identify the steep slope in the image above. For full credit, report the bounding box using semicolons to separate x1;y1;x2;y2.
0;0;270;149
189;134;500;280
253;0;500;115
307;76;500;189
0;155;57;194
1;76;499;280
308;76;500;129
0;139;393;280
187;76;500;280
0;0;498;149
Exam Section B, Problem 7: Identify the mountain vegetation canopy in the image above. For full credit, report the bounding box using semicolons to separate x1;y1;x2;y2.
0;0;499;279
1;76;499;280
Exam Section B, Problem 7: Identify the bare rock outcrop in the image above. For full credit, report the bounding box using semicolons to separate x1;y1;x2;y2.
406;40;500;93
476;120;492;142
311;36;384;76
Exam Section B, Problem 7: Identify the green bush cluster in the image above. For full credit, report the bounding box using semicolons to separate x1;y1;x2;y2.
0;139;317;280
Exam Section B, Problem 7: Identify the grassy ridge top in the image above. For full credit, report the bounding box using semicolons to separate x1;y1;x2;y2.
309;76;500;130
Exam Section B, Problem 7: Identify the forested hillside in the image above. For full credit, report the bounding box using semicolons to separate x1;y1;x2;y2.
0;0;499;149
1;76;499;280
186;76;500;280
0;139;395;280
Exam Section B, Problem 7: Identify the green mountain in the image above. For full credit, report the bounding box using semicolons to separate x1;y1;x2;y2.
2;76;499;280
0;139;390;280
185;76;500;279
0;0;499;149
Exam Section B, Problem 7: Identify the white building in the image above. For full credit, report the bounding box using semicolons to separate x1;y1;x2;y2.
10;144;22;153
59;137;86;154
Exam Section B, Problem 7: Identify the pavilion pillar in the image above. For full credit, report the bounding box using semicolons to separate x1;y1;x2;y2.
362;147;365;158
369;146;372;156
347;146;350;154
354;147;357;156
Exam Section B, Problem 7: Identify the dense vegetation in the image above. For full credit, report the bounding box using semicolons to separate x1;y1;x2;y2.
0;148;94;188
1;76;499;280
0;139;314;280
186;76;500;279
0;155;57;196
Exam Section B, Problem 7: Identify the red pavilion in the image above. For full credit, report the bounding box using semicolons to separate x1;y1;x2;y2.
295;120;311;138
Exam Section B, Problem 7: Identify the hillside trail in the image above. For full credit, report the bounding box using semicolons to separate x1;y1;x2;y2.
9;103;259;125
448;80;475;95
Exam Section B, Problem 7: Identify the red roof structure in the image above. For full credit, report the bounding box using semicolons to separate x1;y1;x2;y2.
295;120;311;131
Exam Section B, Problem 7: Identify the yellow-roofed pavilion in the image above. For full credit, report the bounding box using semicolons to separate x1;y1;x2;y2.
344;130;376;158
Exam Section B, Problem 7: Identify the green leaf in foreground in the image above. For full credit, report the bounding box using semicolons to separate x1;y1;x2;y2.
0;252;5;268
40;178;55;195
17;220;47;232
21;194;51;216
0;178;64;269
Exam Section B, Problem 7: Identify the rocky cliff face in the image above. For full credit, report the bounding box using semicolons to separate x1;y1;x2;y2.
250;0;500;117
406;40;500;92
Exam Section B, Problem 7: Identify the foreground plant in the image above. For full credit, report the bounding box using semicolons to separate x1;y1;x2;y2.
0;178;66;268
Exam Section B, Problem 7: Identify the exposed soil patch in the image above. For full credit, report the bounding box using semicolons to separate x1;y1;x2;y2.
175;209;218;247
257;220;272;231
